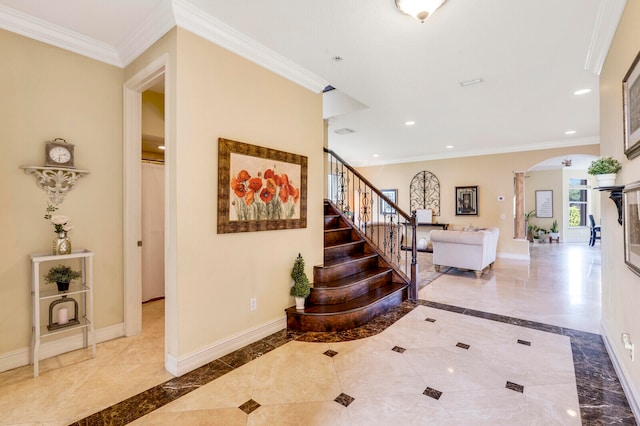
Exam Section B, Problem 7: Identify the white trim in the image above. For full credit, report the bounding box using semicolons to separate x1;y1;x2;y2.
0;3;121;66
0;323;124;374
601;325;640;420
117;1;175;67
584;0;627;75
497;252;530;261
172;0;328;93
166;317;287;377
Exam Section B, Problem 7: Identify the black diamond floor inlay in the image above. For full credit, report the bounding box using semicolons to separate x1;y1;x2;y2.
239;399;261;414
517;339;531;346
392;345;406;353
324;349;338;357
505;381;524;393
456;342;470;350
423;387;443;400
425;317;436;322
335;393;355;407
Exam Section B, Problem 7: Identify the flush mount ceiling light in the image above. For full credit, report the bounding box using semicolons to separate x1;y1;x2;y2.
395;0;447;23
405;121;416;126
573;88;591;95
564;130;577;135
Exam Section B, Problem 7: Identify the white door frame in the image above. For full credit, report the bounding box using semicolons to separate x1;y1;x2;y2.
123;54;169;340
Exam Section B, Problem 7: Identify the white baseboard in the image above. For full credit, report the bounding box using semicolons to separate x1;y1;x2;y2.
0;322;124;374
166;316;287;377
601;325;640;420
497;252;530;261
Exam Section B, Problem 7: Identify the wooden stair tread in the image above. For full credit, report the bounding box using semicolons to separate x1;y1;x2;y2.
322;252;378;267
314;266;391;288
324;239;364;250
288;282;407;315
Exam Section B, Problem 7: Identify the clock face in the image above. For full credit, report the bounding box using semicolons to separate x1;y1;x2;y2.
49;146;71;164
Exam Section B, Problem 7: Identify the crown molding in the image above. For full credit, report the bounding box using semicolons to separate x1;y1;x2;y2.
584;0;627;75
349;136;600;167
0;3;121;67
117;1;176;67
172;0;328;93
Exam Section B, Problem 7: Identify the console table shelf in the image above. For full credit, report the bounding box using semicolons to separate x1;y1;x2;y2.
30;249;95;377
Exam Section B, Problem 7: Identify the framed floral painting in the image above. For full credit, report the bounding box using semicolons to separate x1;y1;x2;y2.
217;138;307;233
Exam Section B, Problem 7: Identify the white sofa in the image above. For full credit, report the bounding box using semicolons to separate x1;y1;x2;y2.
430;227;500;278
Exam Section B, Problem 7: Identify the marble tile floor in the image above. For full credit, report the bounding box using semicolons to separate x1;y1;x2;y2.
0;243;635;424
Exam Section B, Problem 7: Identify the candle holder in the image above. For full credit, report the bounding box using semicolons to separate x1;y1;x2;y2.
47;296;79;331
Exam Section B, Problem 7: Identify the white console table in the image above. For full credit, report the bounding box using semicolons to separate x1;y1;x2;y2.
30;249;95;377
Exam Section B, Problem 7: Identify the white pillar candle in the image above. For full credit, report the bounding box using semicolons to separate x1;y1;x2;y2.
57;307;69;325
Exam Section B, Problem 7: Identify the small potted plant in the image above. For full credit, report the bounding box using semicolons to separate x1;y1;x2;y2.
587;156;622;187
45;264;81;292
549;220;559;241
290;253;311;310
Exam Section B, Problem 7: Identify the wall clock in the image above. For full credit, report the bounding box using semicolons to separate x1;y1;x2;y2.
45;138;75;168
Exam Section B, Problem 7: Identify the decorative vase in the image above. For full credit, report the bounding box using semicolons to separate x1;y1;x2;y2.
53;231;71;255
295;296;305;310
56;281;70;292
596;173;617;187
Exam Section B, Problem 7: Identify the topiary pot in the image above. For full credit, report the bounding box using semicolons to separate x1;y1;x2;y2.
56;281;70;292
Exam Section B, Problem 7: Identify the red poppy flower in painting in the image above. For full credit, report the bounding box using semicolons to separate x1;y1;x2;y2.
259;188;273;203
281;173;289;186
279;184;289;203
237;170;251;182
231;178;246;198
264;169;275;180
266;178;277;195
293;187;300;203
248;177;262;192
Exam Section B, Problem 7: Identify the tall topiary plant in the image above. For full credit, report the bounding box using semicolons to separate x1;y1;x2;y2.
290;253;311;299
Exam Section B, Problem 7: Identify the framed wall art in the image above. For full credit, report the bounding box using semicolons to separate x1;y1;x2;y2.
624;181;640;277
217;138;307;234
380;189;397;214
535;190;553;218
623;50;640;160
455;186;478;216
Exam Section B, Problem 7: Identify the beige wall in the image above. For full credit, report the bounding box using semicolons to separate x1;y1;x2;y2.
600;0;640;408
171;29;323;357
357;144;599;258
1;30;124;353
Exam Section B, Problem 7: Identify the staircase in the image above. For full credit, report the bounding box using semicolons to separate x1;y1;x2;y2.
285;201;410;332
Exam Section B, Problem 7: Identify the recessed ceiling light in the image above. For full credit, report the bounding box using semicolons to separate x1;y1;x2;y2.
158;145;166;150
446;145;454;149
564;130;576;135
459;78;484;87
405;121;416;126
573;88;591;95
373;154;380;158
334;128;355;135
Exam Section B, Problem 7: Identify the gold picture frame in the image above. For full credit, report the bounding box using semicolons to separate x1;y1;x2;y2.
217;138;307;234
623;50;640;160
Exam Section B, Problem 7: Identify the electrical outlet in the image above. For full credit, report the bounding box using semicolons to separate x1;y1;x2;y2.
250;298;257;311
622;333;635;361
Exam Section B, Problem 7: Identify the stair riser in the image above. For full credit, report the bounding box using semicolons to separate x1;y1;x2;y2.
314;256;379;283
324;216;346;229
308;271;393;305
286;288;406;332
324;229;355;245
324;241;365;262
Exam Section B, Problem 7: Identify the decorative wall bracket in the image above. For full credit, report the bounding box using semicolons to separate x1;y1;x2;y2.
597;185;624;226
21;166;89;204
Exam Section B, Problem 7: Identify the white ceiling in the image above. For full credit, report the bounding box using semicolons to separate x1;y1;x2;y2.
0;0;625;167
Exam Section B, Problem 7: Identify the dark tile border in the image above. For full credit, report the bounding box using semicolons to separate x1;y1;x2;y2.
73;300;636;425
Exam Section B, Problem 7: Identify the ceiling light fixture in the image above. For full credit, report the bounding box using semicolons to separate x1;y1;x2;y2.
564;130;576;135
562;158;572;167
573;88;591;95
405;121;416;126
395;0;447;23
334;128;355;135
446;145;454;149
